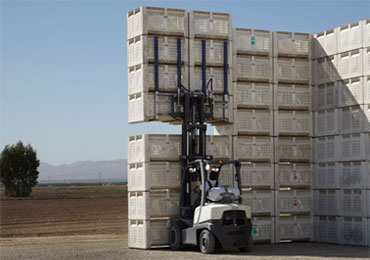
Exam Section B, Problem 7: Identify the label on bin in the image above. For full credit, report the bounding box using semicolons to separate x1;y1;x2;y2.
251;36;255;46
252;226;258;236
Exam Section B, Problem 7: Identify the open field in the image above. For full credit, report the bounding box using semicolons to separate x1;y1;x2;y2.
1;185;369;259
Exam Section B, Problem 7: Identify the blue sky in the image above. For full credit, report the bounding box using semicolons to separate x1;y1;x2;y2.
1;0;369;165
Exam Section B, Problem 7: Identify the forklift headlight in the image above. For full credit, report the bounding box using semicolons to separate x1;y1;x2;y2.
205;164;211;171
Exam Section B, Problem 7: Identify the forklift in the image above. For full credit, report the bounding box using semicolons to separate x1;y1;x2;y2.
153;37;253;253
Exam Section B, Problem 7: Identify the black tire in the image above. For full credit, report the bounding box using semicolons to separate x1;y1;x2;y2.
199;230;216;254
239;235;253;252
168;221;183;250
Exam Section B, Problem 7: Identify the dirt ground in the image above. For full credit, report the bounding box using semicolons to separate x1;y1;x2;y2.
1;186;369;259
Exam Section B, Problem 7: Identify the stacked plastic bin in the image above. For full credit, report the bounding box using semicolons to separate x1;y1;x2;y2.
312;19;370;246
273;32;314;243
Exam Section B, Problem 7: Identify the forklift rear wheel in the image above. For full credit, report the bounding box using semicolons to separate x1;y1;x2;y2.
239;235;253;252
169;222;183;250
199;230;215;254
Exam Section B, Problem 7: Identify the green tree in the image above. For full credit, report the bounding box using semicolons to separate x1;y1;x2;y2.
0;141;40;197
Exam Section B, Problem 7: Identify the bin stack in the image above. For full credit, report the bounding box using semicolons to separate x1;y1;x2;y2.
312;19;370;246
272;32;314;243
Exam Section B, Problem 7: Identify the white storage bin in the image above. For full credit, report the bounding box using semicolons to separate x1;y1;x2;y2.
275;215;313;242
128;64;188;95
275;137;312;163
234;109;273;136
273;31;311;58
189;11;232;39
128;190;180;219
189;39;232;67
313;56;338;85
233;136;274;162
252;216;275;243
340;189;368;217
127;7;188;39
234;82;273;109
128;134;181;164
275;163;312;188
313;28;338;59
275;189;312;214
313;190;340;216
128;162;181;191
337;49;363;80
363;47;370;76
338;21;364;53
127;35;188;67
128;92;175;124
314;136;339;163
274;58;311;84
233;28;272;56
339;133;370;161
313;82;338;111
340;217;368;246
208;95;233;123
128;219;170;249
339;161;370;189
339;105;368;134
337;77;366;108
241;189;274;215
274;110;312;137
314;216;340;244
189;66;232;94
314;109;339;136
206;135;232;159
274;84;312;110
240;162;274;189
233;55;273;82
313;163;340;189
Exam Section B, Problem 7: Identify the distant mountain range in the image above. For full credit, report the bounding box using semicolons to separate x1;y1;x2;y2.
38;159;127;183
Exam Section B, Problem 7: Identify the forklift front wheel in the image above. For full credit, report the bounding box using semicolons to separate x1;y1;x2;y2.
199;230;216;254
169;222;183;250
239;235;253;252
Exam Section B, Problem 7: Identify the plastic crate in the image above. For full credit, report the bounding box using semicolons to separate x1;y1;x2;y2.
339;133;370;161
314;136;339;163
340;217;368;246
337;77;366;108
314;109;339;136
128;219;170;249
275;215;313;242
128;190;180;219
363;47;370;76
189;39;232;67
252;216;275;243
313;190;340;216
273;31;311;58
274;110;312;137
339;105;368;134
189;11;232;39
340;189;368;217
339;161;370;189
127;7;188;39
338;21;365;53
189;66;232;94
313;55;339;85
208;95;233;123
313;82;338;111
314;216;340;244
241;190;274;215
128;64;188;95
233;28;272;56
240;162;274;189
233;136;274;162
275;189;312;214
234;82;273;109
128;162;181;191
127;35;188;68
234;109;273;136
128;135;181;164
313;163;340;189
337;49;363;80
206;135;232;159
233;55;273;82
274;57;311;84
275;137;313;163
275;163;312;188
274;84;312;110
313;28;339;59
365;19;370;47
